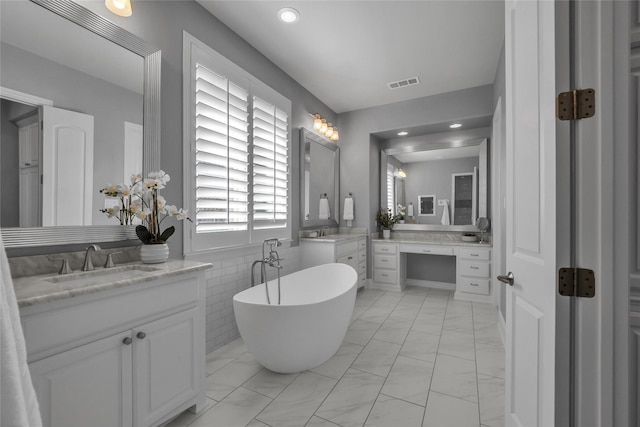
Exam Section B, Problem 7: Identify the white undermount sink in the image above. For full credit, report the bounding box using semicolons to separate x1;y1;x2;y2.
47;265;161;285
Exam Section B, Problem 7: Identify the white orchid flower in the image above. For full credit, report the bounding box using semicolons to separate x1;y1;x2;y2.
175;208;188;221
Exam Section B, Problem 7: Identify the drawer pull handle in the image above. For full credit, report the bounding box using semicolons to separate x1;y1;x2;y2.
381;273;388;277
422;250;431;253
122;337;133;345
348;256;353;260
470;283;479;286
137;332;146;340
470;253;479;257
470;266;479;270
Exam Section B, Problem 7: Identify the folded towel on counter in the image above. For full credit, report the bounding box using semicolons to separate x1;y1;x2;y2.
319;198;331;219
343;197;354;221
0;234;42;427
441;200;451;225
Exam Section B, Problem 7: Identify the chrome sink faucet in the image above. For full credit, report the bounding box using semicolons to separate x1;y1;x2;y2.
82;244;101;271
320;226;330;237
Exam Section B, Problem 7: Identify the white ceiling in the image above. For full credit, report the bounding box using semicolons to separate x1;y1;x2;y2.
196;0;505;114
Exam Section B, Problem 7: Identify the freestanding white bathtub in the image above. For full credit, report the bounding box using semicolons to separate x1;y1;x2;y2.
233;263;358;373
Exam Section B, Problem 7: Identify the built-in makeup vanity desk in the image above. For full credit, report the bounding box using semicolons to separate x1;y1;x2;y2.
300;233;367;288
14;260;212;427
371;236;492;302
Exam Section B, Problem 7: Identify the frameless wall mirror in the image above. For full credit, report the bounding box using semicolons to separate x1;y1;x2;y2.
300;128;340;228
381;138;488;232
0;0;160;248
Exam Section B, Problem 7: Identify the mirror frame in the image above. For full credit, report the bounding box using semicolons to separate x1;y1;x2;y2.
300;128;340;228
381;138;488;232
1;0;161;248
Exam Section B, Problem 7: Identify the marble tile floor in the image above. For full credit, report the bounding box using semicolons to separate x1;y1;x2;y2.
164;286;505;427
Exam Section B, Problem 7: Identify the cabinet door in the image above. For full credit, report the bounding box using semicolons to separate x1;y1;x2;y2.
30;333;133;427
133;308;200;427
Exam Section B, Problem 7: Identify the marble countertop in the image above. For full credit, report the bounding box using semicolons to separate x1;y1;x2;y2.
371;237;492;248
14;260;212;308
299;233;367;243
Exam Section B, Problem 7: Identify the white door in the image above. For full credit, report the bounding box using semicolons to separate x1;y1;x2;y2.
503;1;568;425
41;105;94;226
29;332;133;427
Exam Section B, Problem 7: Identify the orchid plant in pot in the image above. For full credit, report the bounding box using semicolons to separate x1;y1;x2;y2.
100;170;190;263
375;208;398;239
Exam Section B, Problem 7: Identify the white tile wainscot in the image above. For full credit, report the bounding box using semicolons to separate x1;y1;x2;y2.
300;234;367;288
371;238;493;303
15;261;211;427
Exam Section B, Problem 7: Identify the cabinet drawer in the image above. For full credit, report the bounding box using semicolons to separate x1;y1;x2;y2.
374;243;396;254
358;262;366;276
399;244;454;256
458;277;490;295
358;238;366;251
374;269;397;284
337;240;359;257
359;251;366;263
23;277;200;361
374;254;397;269
459;247;491;260
459;261;491;277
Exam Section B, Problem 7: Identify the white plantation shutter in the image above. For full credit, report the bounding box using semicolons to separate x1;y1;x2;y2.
195;64;250;232
185;34;291;252
252;96;288;230
387;164;395;213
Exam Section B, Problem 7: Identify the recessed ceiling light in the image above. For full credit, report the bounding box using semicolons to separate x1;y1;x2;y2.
449;123;462;129
397;131;409;136
278;7;299;23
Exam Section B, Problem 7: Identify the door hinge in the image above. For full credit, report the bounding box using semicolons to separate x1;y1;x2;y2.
558;267;595;298
556;88;595;120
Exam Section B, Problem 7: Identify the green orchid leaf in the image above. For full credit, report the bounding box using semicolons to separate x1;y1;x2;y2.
136;225;153;244
158;226;175;242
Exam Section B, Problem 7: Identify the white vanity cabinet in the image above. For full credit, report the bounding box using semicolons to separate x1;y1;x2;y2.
301;236;367;287
372;241;402;290
455;247;492;301
21;270;207;427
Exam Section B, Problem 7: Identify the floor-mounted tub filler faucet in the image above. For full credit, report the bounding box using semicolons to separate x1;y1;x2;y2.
250;239;283;305
82;244;101;271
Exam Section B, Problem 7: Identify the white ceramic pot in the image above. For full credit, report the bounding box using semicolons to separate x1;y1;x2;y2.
382;229;391;239
140;243;169;264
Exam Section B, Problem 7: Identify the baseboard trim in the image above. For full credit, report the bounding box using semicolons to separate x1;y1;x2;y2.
405;278;455;291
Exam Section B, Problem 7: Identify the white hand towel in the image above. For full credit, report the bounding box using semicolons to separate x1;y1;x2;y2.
407;203;414;217
343;197;354;221
319;198;330;220
0;234;43;427
441;200;451;225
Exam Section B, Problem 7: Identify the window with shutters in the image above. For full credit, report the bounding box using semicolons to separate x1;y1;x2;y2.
387;163;395;214
184;33;291;252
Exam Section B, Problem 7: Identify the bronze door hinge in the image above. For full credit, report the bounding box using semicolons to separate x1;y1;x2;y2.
558;267;595;298
556;89;595;120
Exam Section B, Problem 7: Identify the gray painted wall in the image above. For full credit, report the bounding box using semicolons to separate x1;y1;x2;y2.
79;0;338;257
337;85;494;277
0;100;25;226
1;42;143;226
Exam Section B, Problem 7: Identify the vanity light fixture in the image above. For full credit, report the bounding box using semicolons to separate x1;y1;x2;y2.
398;169;407;178
278;7;300;23
311;113;339;141
449;123;462;129
105;0;132;17
397;131;409;136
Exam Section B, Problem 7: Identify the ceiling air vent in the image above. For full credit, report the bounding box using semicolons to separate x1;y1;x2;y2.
387;76;420;90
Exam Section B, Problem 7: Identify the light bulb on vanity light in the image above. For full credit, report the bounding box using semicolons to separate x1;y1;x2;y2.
105;0;132;16
326;124;335;139
313;114;323;131
320;119;328;134
330;129;339;141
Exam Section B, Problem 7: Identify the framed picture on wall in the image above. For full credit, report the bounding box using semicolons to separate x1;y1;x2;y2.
418;194;436;216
